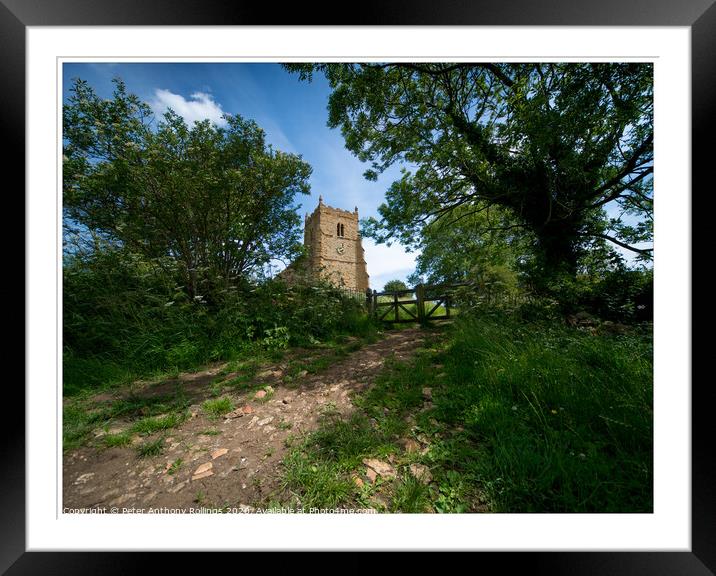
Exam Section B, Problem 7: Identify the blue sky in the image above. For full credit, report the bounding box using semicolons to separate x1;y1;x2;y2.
63;62;649;287
62;62;418;290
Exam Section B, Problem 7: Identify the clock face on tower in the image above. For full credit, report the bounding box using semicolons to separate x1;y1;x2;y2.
336;242;345;255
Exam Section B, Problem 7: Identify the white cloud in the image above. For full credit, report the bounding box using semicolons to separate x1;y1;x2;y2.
363;239;420;291
150;89;227;127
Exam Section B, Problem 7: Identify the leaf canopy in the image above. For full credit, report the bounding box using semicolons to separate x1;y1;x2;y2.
287;63;653;280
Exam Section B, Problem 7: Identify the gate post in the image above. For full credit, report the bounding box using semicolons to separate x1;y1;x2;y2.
416;283;426;326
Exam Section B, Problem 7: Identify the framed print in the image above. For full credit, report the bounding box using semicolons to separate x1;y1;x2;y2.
9;0;712;572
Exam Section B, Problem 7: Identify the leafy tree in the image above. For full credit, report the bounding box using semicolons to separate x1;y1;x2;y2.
383;279;409;292
407;203;531;286
286;63;653;286
63;77;312;298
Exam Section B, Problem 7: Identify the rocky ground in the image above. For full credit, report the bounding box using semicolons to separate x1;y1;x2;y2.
63;328;427;513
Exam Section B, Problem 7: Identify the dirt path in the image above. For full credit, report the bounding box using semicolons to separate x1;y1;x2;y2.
63;328;427;512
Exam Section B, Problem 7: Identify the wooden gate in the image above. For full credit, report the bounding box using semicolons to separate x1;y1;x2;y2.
367;283;465;324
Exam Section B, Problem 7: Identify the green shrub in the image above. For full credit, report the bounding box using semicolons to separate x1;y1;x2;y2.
261;326;290;350
63;247;377;397
539;266;653;323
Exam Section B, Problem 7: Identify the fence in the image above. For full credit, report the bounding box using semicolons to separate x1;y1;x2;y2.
366;282;471;324
340;282;531;324
337;287;371;303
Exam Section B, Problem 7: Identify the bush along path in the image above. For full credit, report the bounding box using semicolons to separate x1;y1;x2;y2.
63;327;431;512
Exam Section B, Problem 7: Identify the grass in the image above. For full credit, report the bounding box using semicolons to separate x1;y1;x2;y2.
281;412;396;509
434;313;652;512
281;451;356;509
136;437;165;458
280;311;652;513
167;458;183;475
105;391;190;419
391;474;432;513
62;356;137;397
130;412;185;435
62;383;192;451
102;431;133;448
216;359;262;392
202;397;234;418
63;404;111;451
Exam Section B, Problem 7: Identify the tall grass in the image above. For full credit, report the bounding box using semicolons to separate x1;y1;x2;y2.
435;312;652;512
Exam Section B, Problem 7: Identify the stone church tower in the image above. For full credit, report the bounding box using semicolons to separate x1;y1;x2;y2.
286;196;369;291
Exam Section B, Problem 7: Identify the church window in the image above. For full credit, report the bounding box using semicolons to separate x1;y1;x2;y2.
337;223;345;237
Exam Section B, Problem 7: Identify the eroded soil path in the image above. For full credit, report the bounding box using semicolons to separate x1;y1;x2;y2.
63;328;427;512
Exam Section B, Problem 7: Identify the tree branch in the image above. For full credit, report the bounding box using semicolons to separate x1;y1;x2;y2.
593;134;653;198
583;232;653;255
591;166;653;208
477;64;515;88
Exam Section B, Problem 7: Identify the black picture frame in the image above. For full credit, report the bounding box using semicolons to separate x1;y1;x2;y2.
8;0;709;572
